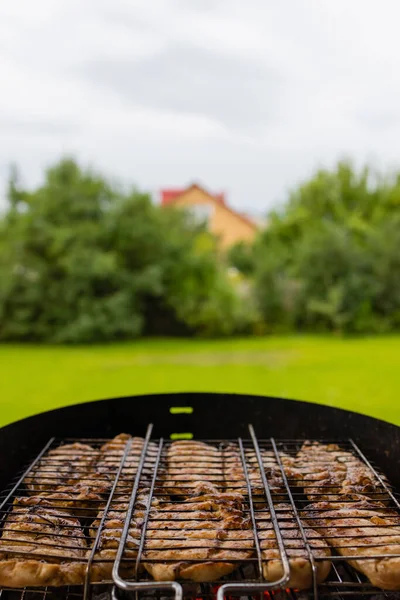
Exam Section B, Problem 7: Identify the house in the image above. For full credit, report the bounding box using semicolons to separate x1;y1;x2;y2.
160;184;258;249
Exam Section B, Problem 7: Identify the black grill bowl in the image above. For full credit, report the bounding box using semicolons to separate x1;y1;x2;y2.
0;392;399;489
0;393;400;600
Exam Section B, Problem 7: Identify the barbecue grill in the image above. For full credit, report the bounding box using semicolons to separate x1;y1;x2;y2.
0;393;399;600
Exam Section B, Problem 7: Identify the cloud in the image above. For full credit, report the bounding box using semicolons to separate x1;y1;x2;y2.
0;115;80;136
2;0;400;211
77;45;282;134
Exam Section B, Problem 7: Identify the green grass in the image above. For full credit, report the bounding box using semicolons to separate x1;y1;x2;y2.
1;335;400;428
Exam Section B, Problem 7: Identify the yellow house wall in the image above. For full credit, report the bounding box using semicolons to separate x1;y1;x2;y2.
172;188;257;249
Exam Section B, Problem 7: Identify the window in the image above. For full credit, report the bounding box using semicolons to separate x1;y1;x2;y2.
189;203;214;225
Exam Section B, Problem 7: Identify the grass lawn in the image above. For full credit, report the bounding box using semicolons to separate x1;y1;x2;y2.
0;335;399;428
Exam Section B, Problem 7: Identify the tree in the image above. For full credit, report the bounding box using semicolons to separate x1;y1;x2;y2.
253;160;400;333
0;158;251;342
227;241;255;276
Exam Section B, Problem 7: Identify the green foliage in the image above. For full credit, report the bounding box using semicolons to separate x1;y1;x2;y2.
3;156;400;340
0;158;250;342
254;160;400;333
227;241;255;276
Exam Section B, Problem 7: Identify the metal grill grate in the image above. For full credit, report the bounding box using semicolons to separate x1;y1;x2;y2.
0;425;399;600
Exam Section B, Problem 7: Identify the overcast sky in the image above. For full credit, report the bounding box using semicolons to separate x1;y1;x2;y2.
1;0;400;213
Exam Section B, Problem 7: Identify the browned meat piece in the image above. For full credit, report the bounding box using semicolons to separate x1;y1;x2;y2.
88;493;162;582
257;503;331;589
165;441;292;498
0;497;87;587
224;448;331;589
223;445;296;503
95;434;159;495
161;441;224;496
142;483;254;582
295;442;388;502
25;442;99;494
14;487;104;518
302;499;400;590
223;445;264;496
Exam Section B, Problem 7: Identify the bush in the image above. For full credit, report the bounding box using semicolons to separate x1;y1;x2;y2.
0;158;250;342
253;161;400;333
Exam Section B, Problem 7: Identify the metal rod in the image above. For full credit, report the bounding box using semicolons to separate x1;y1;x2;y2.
134;437;164;577
112;424;155;585
237;438;263;579
0;438;55;513
217;426;291;600
270;437;319;600
112;581;183;600
248;426;291;581
349;439;400;511
111;433;183;600
83;436;134;600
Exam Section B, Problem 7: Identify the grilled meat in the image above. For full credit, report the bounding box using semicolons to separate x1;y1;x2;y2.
0;497;87;587
224;445;295;501
295;442;388;502
14;487;104;518
25;443;99;494
302;499;400;590
223;445;265;496
95;434;159;495
6;434;396;592
89;493;163;582
162;441;224;496
143;483;254;582
225;448;331;588
257;503;331;589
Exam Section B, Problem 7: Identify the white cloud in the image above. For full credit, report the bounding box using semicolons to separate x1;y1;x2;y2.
1;0;400;211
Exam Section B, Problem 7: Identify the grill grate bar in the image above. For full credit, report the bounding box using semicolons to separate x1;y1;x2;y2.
110;425;185;600
248;427;290;587
134;437;165;578
0;438;55;514
237;438;263;581
83;436;135;600
216;429;291;600
349;440;400;511
0;432;399;600
269;436;319;600
112;423;155;588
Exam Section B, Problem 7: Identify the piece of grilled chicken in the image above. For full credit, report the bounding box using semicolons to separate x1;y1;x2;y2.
24;442;100;495
88;492;163;582
0;496;87;587
224;447;331;589
25;434;158;510
257;503;331;590
295;442;389;502
223;445;296;503
142;483;254;582
164;441;295;499
10;489;103;519
95;434;160;495
161;441;224;497
302;499;400;590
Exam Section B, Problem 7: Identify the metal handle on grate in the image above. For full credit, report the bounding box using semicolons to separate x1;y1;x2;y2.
112;427;183;600
217;428;291;600
84;436;136;600
112;581;183;600
269;436;319;600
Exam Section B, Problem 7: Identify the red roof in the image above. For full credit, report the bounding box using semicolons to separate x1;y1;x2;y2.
159;184;257;230
160;189;185;205
161;185;226;206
